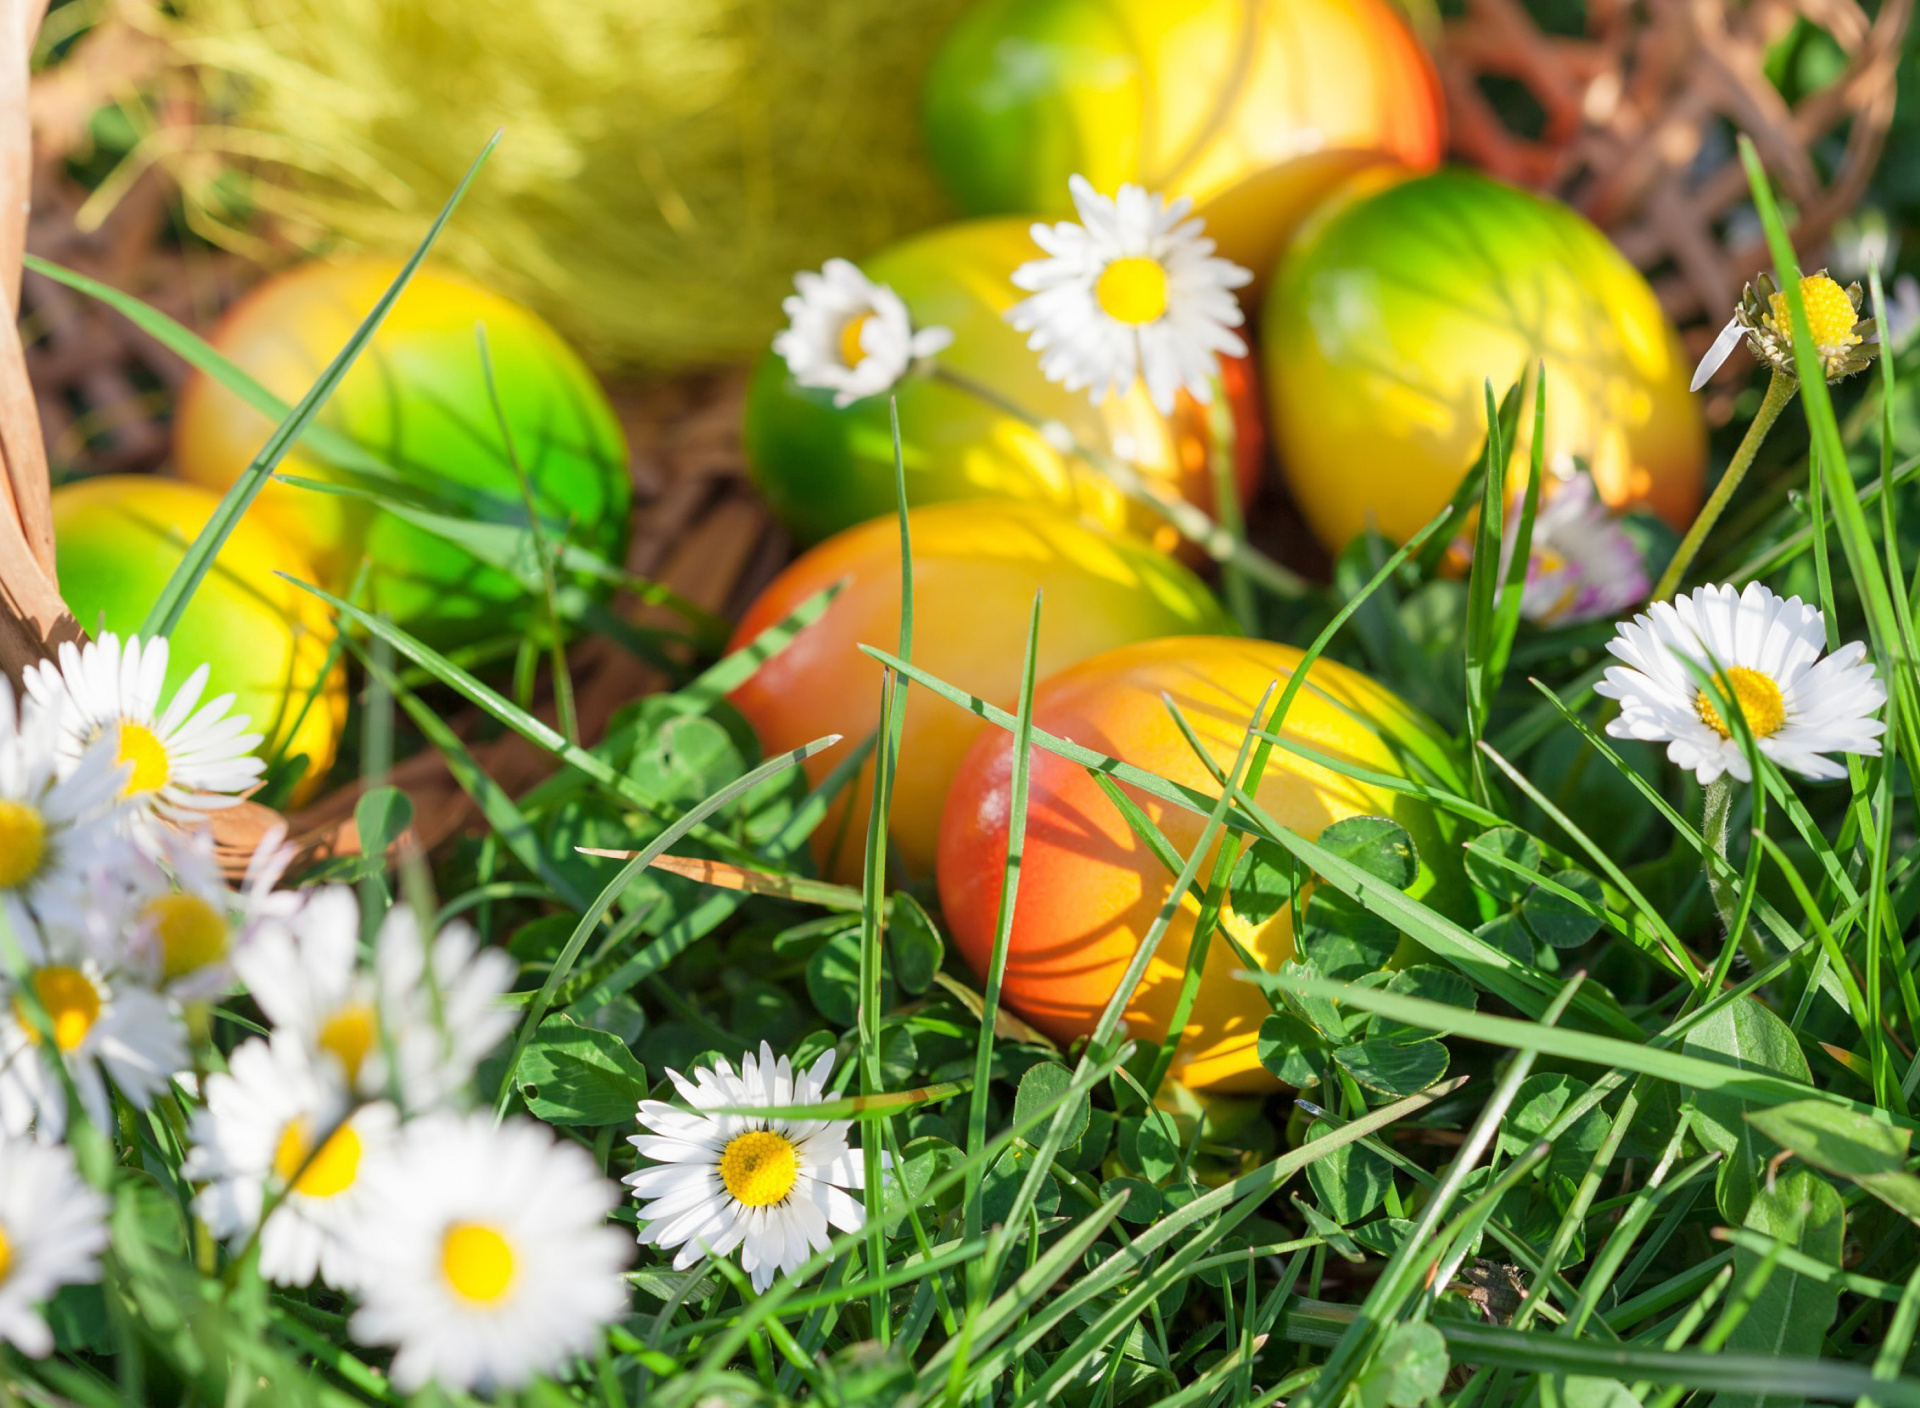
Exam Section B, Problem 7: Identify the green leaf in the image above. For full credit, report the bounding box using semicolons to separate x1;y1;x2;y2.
1475;912;1536;963
1372;966;1476;1039
1522;868;1607;949
1746;1100;1920;1224
514;1015;647;1126
1119;1115;1180;1183
1465;827;1543;904
1334;1036;1450;1096
1682;998;1813;1221
1301;888;1401;981
1014;1063;1089;1149
1259;1011;1333;1087
1317;816;1418;890
1101;1176;1163;1225
807;929;892;1029
1358;1321;1449;1408
1228;839;1300;928
982;1144;1059;1224
1497;1073;1610;1186
886;892;944;996
1306;1118;1394;1224
1711;1168;1845;1408
353;786;413;863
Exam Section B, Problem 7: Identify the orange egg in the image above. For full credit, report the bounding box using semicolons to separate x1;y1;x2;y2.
922;0;1445;283
727;502;1234;883
937;636;1463;1092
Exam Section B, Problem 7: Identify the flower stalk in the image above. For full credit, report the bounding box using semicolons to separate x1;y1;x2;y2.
1653;370;1796;601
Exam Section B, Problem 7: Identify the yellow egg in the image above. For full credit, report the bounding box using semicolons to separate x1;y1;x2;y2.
52;476;347;805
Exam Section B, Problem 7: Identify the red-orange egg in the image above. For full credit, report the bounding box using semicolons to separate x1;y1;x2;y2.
727;502;1234;883
938;636;1463;1092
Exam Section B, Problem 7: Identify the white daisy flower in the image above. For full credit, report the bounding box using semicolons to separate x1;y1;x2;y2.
120;824;297;1000
772;258;954;408
344;1111;630;1394
0;1135;110;1356
0;910;188;1142
1501;474;1649;627
1595;582;1887;784
23;633;264;840
184;1035;397;1288
0;679;129;934
234;887;514;1113
1007;174;1251;415
628;1042;876;1294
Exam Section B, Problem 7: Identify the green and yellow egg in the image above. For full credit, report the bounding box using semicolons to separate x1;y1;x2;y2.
744;218;1261;554
172;257;631;644
1263;168;1706;553
52;476;348;805
922;0;1446;283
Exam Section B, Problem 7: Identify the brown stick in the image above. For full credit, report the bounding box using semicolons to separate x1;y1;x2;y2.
0;0;78;686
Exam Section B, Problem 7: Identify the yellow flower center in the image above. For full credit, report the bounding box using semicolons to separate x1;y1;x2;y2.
143;894;229;982
272;1117;363;1199
1695;665;1787;740
0;1224;11;1285
317;1004;378;1083
116;722;170;796
1769;275;1860;355
0;801;47;889
837;312;874;369
1095;256;1170;325
719;1129;800;1208
15;966;102;1052
441;1222;516;1304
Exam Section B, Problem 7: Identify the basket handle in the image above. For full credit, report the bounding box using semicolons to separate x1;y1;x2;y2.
0;0;81;687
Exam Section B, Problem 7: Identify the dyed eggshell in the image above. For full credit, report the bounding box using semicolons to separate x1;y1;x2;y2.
1264;168;1705;553
937;636;1463;1092
52;476;348;805
727;501;1235;883
922;0;1444;280
743;218;1262;554
173;258;631;643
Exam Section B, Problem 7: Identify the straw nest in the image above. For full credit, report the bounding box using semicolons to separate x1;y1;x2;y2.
159;0;968;369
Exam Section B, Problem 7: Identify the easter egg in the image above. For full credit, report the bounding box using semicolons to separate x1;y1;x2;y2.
727;501;1235;883
173;257;631;644
743;218;1262;554
1263;168;1706;554
937;636;1463;1092
921;0;1445;281
52;476;348;805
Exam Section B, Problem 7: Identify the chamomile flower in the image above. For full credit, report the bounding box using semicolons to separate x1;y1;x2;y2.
0;679;128;933
1007;175;1251;415
0;1136;110;1356
121;824;297;999
628;1043;875;1294
184;1035;397;1288
344;1111;630;1393
24;633;264;839
234;887;513;1112
1502;473;1649;626
0;911;187;1142
773;259;954;407
1595;582;1887;784
1691;270;1878;390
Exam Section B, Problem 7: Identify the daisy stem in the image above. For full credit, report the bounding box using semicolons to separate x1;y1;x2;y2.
926;365;1308;598
1652;371;1797;601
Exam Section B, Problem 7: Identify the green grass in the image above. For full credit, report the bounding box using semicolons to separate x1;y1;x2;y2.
18;136;1920;1408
